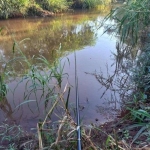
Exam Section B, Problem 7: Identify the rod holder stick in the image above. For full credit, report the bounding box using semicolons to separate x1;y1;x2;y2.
74;52;82;150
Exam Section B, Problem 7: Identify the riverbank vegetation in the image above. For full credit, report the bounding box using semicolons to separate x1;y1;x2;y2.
1;0;150;150
0;0;112;19
97;0;150;149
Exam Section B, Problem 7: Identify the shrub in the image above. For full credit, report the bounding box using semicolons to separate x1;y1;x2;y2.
35;0;70;12
82;0;99;8
71;0;111;9
0;0;30;18
27;3;43;16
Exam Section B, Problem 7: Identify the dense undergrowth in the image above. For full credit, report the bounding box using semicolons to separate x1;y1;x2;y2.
0;0;111;19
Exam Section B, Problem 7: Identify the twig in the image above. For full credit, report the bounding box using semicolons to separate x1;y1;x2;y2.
42;98;59;128
55;115;67;144
37;123;43;150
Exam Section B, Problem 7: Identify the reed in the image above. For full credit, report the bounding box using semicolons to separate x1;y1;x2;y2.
104;0;150;47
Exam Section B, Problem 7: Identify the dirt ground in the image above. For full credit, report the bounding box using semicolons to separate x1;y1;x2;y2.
91;119;150;150
1;118;150;150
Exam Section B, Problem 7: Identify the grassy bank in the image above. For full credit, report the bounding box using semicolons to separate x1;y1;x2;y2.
0;0;112;19
95;0;150;149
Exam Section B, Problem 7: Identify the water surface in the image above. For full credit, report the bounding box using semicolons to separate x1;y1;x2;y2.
0;9;119;130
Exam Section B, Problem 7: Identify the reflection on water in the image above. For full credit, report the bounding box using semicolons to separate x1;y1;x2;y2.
0;13;98;62
0;9;119;130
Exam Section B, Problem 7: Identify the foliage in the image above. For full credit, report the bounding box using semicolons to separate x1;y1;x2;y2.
35;0;71;12
26;3;45;16
72;0;111;9
104;0;150;46
0;0;111;19
83;0;101;9
101;0;150;146
0;123;23;150
0;0;30;18
132;44;150;89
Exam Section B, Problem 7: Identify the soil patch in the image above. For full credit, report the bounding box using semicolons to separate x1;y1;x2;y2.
1;118;150;149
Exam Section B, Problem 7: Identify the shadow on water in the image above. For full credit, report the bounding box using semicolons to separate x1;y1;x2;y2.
0;8;131;130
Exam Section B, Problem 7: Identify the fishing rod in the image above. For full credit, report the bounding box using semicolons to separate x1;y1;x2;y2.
74;52;82;150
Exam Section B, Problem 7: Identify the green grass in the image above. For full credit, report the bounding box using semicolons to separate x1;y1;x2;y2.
104;0;150;47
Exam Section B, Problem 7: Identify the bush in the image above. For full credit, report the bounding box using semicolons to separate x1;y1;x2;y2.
71;0;111;9
82;0;99;8
27;3;43;16
0;0;30;18
35;0;70;12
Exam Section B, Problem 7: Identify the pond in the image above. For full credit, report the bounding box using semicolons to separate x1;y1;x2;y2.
0;8;120;131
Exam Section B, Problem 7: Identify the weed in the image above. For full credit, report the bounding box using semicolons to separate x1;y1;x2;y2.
122;130;130;140
104;0;150;47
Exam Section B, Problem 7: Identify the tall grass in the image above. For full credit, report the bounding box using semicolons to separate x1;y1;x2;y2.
104;0;150;46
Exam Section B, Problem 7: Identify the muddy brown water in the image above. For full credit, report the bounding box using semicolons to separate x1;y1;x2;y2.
0;9;120;131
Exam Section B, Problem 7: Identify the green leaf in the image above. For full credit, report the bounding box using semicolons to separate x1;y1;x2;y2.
15;100;36;109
